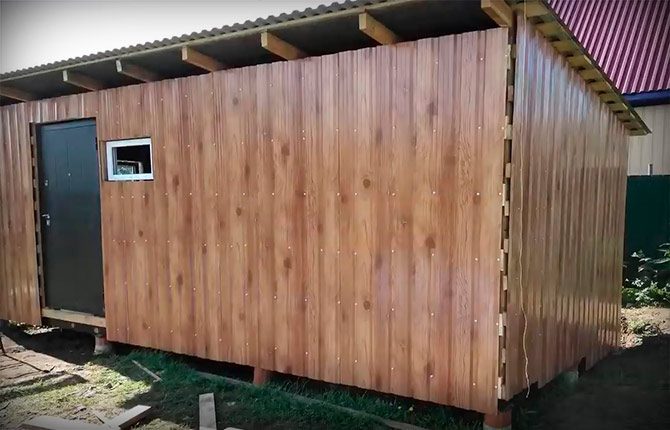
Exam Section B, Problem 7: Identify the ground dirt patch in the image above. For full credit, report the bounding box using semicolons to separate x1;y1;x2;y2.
516;307;670;430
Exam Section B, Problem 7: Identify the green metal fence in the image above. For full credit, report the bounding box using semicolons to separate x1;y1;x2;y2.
624;175;670;279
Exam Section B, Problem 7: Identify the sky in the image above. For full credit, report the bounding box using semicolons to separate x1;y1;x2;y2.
0;0;328;74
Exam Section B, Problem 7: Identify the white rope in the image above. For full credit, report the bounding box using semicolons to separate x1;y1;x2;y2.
520;1;531;399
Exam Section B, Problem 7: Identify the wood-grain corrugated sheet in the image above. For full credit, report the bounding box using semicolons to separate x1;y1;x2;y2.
0;105;41;325
0;28;509;413
504;17;628;399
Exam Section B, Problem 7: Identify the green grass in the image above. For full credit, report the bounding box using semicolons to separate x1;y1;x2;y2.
96;351;383;430
270;379;479;430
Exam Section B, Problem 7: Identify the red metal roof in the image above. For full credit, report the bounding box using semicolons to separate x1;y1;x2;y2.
548;0;670;94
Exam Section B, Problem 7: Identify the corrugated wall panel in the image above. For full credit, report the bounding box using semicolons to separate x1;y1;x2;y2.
505;17;628;399
0;29;508;414
549;0;670;94
0;104;41;325
628;104;670;175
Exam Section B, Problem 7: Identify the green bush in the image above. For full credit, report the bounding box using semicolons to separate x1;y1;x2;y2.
622;244;670;307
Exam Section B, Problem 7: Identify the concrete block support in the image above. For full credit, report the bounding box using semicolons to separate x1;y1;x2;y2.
483;409;512;430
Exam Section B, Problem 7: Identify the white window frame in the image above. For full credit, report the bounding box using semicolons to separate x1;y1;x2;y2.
106;137;154;181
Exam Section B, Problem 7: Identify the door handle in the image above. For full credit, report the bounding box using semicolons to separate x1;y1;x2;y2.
42;213;51;226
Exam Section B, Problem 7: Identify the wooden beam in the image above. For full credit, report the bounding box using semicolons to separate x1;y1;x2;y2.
609;103;627;112
253;367;271;385
536;21;563;37
589;81;612;92
108;406;151;429
567;54;592;68
260;31;306;60
181;46;227;72
115;60;161;83
481;0;514;27
22;417;111;430
552;40;579;54
0;85;35;102
616;111;634;121
600;92;618;103
62;70;104;91
511;0;550;18
578;68;601;80
41;308;106;327
358;12;401;45
199;393;217;430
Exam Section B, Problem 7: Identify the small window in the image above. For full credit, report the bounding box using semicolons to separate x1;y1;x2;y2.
106;137;153;181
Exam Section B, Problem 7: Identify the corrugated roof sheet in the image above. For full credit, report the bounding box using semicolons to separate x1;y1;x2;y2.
0;0;387;80
549;0;670;95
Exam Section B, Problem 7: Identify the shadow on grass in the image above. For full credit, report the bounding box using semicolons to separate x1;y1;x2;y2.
0;374;87;403
1;324;94;366
2;324;477;429
89;350;480;430
95;351;381;430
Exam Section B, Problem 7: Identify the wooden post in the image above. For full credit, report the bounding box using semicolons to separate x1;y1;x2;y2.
253;367;271;386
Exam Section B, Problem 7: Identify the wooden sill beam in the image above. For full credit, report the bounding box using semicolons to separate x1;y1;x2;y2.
358;12;401;45
116;60;161;82
0;85;35;102
481;0;514;28
261;31;306;60
62;70;104;91
181;46;227;72
41;307;106;328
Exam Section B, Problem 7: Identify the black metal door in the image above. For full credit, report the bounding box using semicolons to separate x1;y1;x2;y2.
37;120;104;316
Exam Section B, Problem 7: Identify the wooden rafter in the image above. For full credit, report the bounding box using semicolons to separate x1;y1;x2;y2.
62;70;104;91
261;31;306;60
0;85;34;102
579;69;601;81
181;46;227;72
511;0;550;18
567;54;592;68
552;40;579;54
481;0;514;28
358;12;401;45
116;60;161;83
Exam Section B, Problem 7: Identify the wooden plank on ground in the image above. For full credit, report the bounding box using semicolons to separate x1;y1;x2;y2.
199;393;217;430
107;405;151;429
22;416;111;430
131;360;161;382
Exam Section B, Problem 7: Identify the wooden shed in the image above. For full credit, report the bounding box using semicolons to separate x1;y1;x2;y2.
0;0;650;423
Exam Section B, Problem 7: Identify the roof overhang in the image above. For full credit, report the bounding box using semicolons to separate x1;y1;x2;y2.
0;0;649;136
0;0;498;104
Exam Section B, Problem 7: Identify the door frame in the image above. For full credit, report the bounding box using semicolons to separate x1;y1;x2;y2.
31;118;107;328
